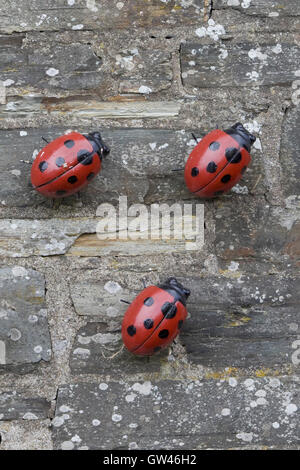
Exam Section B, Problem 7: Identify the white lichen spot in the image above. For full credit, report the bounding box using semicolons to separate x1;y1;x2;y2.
68;0;75;5
9;328;22;341
248;48;267;62
112;413;122;422
236;432;253;442
218;48;228;60
72;24;84;30
125;393;137;403
116;1;124;9
23;412;38;420
52;416;65;427
195;19;225;41
227;0;240;5
253;137;262;151
34;345;43;354
221;408;231;416
241;0;251;8
132;381;152;395
92;419;101;426
255;390;267;398
129;442;138;450
138;85;152;94
20;131;27;136
246;71;259;82
269;12;279;17
61;441;75;450
228;378;238;387
272;422;280;429
286;404;297;415
86;0;98;12
228;261;239;272
71;435;82;443
32;149;39;160
3;79;15;87
12;266;27;277
256;397;268;405
115;54;135;71
11;169;21;177
149;142;157;150
104;281;122;294
99;383;108;391
272;44;282;54
46;68;59;77
250;401;258;408
73;348;90;357
231;184;249;195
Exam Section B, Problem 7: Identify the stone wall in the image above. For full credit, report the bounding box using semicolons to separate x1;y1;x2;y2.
0;0;299;450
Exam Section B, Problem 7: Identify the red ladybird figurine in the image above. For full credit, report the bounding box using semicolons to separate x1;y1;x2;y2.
121;278;190;356
184;122;256;198
31;131;109;198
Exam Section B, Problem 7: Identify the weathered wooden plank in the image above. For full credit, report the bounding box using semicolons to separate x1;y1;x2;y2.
0;267;51;372
0;0;204;34
69;322;167;376
180;274;300;369
181;42;300;88
214;0;300;17
52;378;300;449
280;106;300;198
0;392;50;421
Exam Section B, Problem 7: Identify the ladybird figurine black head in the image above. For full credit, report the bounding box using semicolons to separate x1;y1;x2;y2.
121;277;190;356
31;130;110;198
184;122;256;198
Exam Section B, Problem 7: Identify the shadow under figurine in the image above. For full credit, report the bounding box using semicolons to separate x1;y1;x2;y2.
31;131;109;199
121;278;190;356
184;122;256;198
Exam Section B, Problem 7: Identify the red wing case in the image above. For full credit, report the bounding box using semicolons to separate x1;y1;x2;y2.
184;123;255;198
31;132;104;198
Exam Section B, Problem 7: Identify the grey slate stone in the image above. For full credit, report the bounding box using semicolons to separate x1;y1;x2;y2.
0;267;51;371
214;0;300;17
0;33;102;91
52;378;300;449
181;42;300;88
179;274;300;368
0;0;205;34
0;392;50;421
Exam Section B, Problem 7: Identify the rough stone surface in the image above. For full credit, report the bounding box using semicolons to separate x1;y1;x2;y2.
52;378;300;449
0;267;51;372
0;391;50;421
0;0;300;451
181;42;300;89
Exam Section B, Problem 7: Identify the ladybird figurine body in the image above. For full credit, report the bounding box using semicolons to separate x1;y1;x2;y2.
121;278;190;356
31;131;109;198
184;123;256;198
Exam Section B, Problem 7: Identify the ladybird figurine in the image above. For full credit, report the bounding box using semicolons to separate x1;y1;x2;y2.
31;131;109;198
184;122;256;198
121;278;190;356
